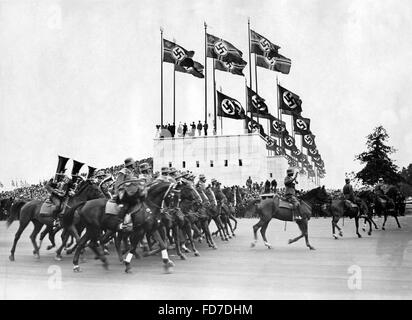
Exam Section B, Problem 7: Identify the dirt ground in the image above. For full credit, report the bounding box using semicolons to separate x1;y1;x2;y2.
1;214;411;299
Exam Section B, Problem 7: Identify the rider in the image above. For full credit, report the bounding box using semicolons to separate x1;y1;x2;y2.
343;178;356;211
44;171;74;225
138;162;153;184
114;157;138;204
284;168;302;220
374;177;387;199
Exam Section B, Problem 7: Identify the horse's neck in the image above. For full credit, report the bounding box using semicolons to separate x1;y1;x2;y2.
147;184;170;207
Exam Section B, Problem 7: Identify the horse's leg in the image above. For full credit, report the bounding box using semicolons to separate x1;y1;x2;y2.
355;216;362;238
184;221;199;256
394;214;402;229
251;219;265;247
382;213;388;230
47;225;61;250
301;220;315;250
174;225;186;260
260;220;272;249
332;216;342;239
29;221;44;259
114;232;124;262
288;220;305;244
55;229;69;260
202;219;217;249
9;216;31;261
151;229;175;273
38;225;50;250
73;231;90;272
229;214;237;234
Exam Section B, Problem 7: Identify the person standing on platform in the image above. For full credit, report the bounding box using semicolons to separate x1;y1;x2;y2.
203;122;208;136
183;122;188;137
197;121;202;136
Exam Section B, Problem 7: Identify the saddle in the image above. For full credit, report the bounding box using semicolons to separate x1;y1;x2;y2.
260;193;276;200
278;198;294;210
39;199;54;217
105;200;122;215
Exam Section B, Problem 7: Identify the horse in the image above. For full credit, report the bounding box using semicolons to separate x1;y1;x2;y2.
7;180;104;261
383;185;403;229
249;186;330;250
325;196;372;239
0;197;14;220
357;190;380;233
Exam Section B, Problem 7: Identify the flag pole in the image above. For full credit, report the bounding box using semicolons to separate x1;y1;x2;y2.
254;53;260;125
173;60;176;126
219;86;223;135
160;27;164;127
276;76;281;147
213;58;217;135
248;17;253;123
204;22;208;127
244;77;248;133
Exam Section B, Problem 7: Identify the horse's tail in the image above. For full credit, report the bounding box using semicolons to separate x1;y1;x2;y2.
6;200;26;228
63;201;86;227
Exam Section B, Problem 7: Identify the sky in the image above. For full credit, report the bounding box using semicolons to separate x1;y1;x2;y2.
1;0;412;190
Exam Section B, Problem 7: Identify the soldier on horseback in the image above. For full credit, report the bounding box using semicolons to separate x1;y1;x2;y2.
343;178;357;211
44;156;76;226
138;162;153;184
284;168;302;220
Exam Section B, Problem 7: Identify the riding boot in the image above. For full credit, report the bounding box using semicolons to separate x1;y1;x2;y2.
295;206;302;220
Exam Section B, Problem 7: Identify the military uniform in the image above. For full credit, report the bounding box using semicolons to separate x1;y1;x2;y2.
45;175;72;219
284;169;301;219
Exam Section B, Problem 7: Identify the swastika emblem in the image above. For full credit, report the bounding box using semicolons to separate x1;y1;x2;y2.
221;99;241;116
296;119;307;131
259;38;271;52
272;120;284;132
284;136;294;147
172;46;186;61
251;95;267;112
304;135;313;145
224;61;233;70
283;91;298;109
214;41;228;56
266;56;277;66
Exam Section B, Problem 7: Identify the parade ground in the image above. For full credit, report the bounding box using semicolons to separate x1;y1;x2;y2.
1;215;411;300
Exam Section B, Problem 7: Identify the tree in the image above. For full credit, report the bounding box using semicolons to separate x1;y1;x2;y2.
355;125;403;186
400;164;412;185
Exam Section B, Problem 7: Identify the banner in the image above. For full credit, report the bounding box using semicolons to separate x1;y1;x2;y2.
281;131;296;151
278;85;302;115
302;133;316;149
175;60;204;78
247;86;270;118
293;115;311;135
214;59;246;76
216;91;246;120
206;33;246;65
245;115;265;135
255;53;291;75
163;39;195;67
269;116;287;137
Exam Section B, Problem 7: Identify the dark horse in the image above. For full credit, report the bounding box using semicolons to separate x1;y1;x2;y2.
0;197;14;220
326;196;372;239
7;180;103;261
250;186;330;250
67;180;183;273
382;185;403;230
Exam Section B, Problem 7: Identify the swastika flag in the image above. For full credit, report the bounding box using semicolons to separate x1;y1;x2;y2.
216;91;246;120
278;85;302;115
175;60;204;78
214;59;246;76
247;86;270;119
293;115;311;135
206;33;246;65
163;39;195;67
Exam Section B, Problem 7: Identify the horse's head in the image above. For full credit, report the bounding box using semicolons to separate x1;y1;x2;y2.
76;180;105;201
301;186;330;204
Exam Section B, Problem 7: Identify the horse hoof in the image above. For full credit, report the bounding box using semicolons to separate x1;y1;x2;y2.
47;245;55;251
194;251;200;257
250;242;256;248
232;234;236;237
309;246;316;250
333;235;338;240
9;255;15;262
339;232;343;237
368;232;372;236
102;261;109;270
73;266;81;272
55;255;62;261
382;227;385;230
104;249;110;255
125;267;132;274
34;253;40;259
288;239;293;244
180;254;187;260
212;245;218;250
358;234;362;238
